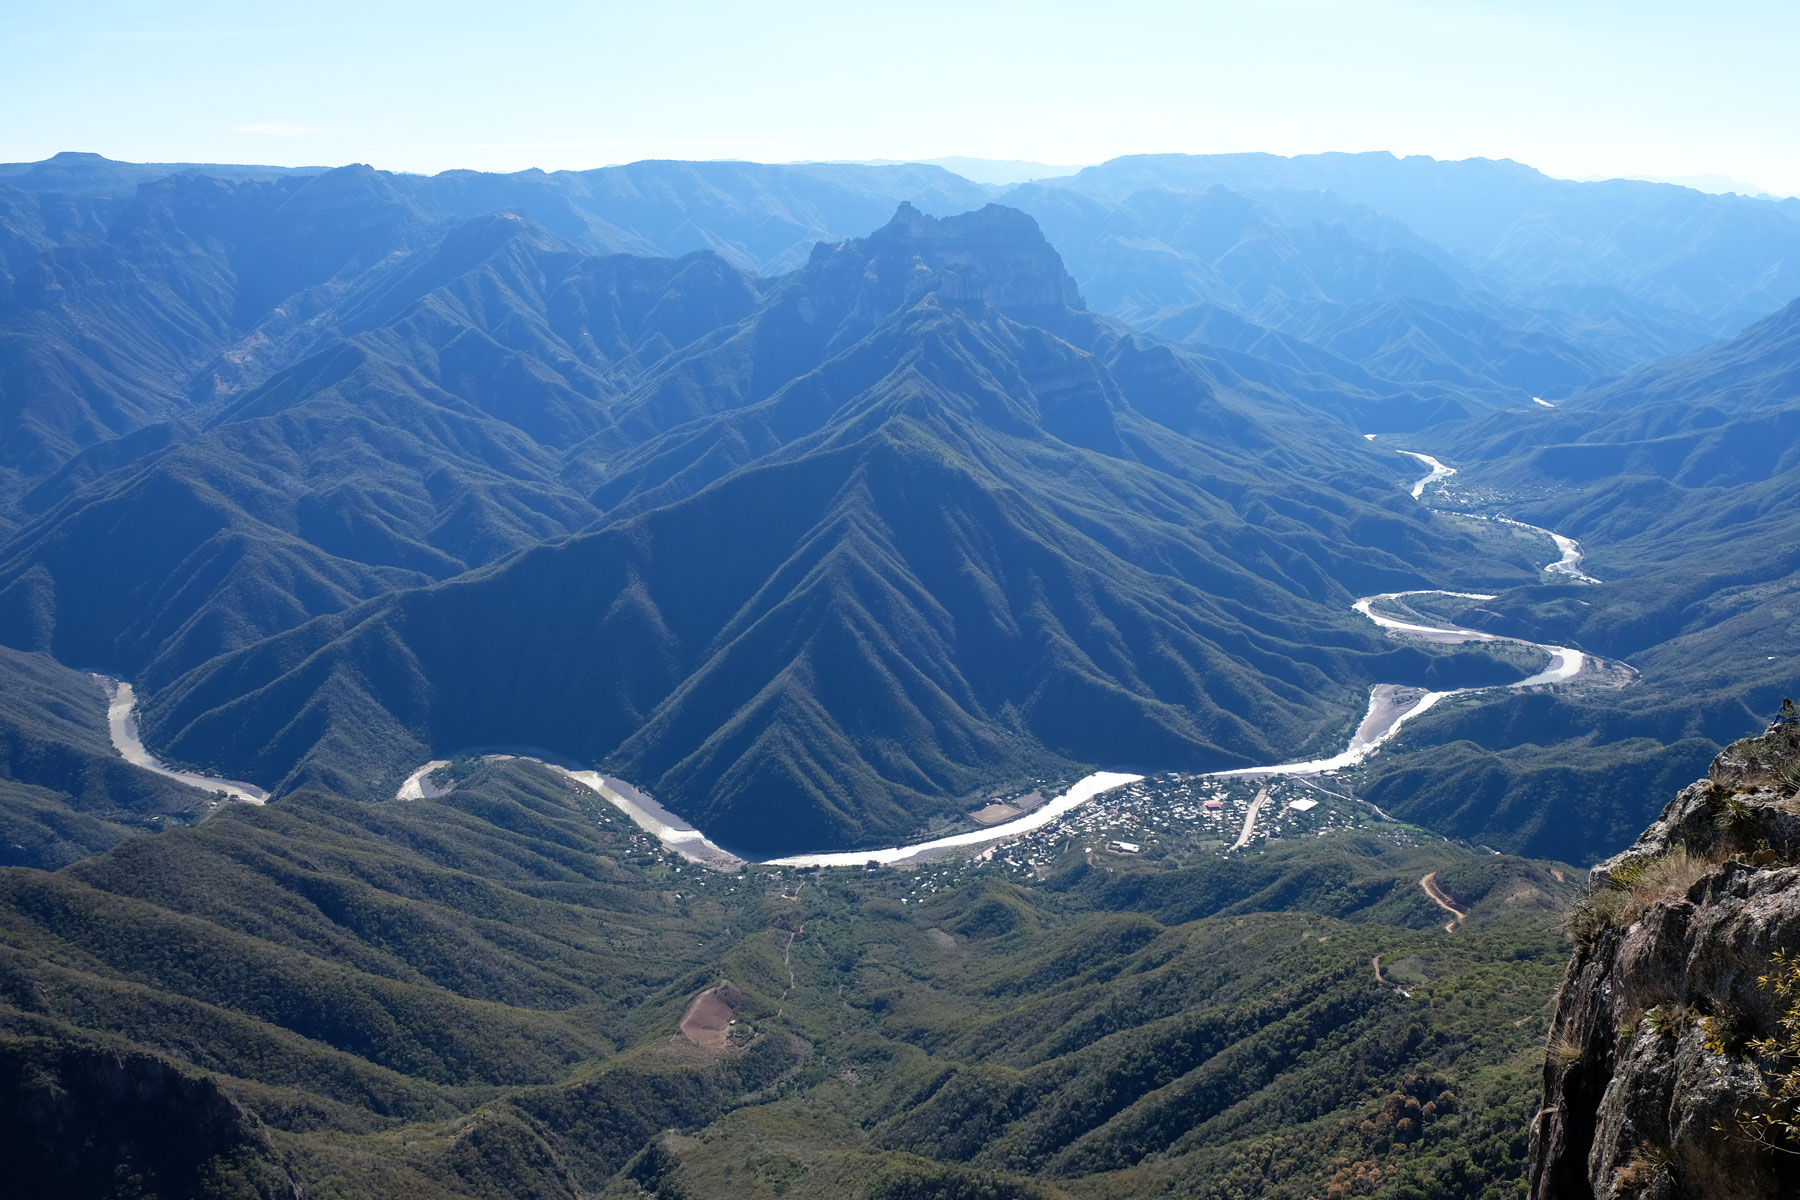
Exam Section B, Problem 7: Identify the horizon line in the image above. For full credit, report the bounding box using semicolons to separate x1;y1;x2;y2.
3;148;1791;201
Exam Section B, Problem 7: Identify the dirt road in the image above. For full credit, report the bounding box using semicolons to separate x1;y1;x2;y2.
1230;784;1271;851
1419;872;1468;933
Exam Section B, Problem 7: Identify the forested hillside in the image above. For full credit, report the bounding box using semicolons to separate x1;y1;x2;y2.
0;757;1576;1199
117;204;1549;854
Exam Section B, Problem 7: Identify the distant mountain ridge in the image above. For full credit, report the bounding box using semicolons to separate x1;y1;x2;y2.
8;147;1800;454
1061;151;1800;319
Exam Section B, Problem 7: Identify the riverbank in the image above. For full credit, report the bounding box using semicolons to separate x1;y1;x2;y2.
96;676;268;805
98;440;1617;872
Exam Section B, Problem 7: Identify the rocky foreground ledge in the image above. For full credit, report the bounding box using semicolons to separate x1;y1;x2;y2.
1531;718;1800;1199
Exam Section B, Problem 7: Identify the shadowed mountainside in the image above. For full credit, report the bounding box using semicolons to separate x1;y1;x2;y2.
135;205;1541;855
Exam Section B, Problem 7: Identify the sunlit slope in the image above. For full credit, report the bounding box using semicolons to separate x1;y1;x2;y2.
0;757;1575;1199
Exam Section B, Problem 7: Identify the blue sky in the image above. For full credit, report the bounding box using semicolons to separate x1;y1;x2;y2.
6;0;1797;194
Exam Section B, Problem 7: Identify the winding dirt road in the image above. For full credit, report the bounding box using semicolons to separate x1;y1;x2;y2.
1419;871;1468;933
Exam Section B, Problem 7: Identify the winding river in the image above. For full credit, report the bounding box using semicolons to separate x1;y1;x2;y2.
1394;449;1600;583
99;446;1604;870
95;677;268;804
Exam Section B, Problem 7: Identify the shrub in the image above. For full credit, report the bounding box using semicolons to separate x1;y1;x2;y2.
1704;1012;1748;1056
1615;1142;1673;1193
1564;887;1631;941
1628;848;1711;909
1564;847;1714;940
1644;1005;1695;1038
1733;951;1800;1149
1547;1031;1584;1068
1713;792;1756;830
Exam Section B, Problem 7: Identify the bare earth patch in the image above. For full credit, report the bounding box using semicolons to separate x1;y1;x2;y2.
970;802;1024;825
680;982;745;1051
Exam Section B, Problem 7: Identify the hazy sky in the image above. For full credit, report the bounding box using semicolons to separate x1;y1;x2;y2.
7;0;1797;195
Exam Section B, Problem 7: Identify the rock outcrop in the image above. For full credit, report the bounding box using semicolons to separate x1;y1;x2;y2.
806;201;1086;325
1530;718;1800;1198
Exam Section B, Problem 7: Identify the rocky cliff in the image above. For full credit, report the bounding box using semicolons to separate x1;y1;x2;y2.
1530;717;1800;1199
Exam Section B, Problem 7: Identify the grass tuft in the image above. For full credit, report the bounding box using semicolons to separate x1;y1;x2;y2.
1564;847;1714;941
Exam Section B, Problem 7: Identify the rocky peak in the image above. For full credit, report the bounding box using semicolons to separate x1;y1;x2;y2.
803;201;1084;325
1530;717;1800;1199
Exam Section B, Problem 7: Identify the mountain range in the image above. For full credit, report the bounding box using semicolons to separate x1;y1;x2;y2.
1348;293;1800;857
2;145;1800;1198
119;203;1530;856
0;149;1797;861
0;754;1575;1200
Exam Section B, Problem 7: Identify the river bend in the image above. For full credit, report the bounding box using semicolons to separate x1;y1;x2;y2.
100;446;1604;869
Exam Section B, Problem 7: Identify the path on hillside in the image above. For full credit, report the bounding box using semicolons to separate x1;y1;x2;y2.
1419;871;1468;933
100;443;1612;868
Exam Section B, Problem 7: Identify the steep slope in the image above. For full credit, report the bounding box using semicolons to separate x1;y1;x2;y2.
1005;182;1618;414
1060;151;1800;336
1007;182;1479;322
1572;294;1800;414
6;149;1767;453
139;205;1539;856
0;150;323;196
395;158;994;273
0;181;118;289
1347;299;1800;864
0;1037;299;1200
0;157;890;509
1299;294;1609;397
0;165;432;484
1530;717;1800;1199
0;645;213;869
0;216;765;687
0;152;993;277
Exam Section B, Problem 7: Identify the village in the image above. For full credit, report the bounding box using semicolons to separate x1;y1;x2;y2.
572;756;1451;916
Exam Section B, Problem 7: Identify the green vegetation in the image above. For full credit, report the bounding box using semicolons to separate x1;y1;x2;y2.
1361;299;1800;865
5;159;1792;868
103;206;1558;856
1739;951;1800;1151
0;646;214;869
1360;724;1719;865
1564;847;1716;940
0;758;1575;1198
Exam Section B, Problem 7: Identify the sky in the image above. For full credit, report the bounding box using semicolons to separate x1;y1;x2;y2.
6;0;1798;196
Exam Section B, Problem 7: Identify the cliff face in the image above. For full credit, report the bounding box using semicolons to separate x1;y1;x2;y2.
1531;719;1800;1199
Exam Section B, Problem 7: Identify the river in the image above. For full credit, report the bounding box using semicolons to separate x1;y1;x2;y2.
95;676;269;804
99;445;1603;870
